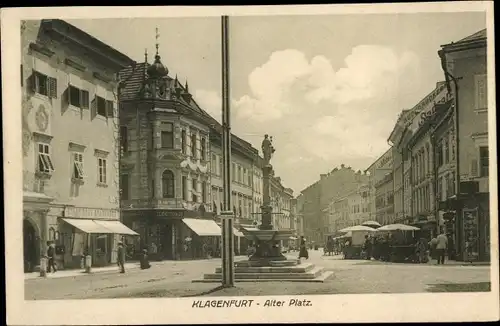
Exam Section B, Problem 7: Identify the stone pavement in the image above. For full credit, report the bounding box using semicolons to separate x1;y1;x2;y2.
25;250;491;300
24;256;249;280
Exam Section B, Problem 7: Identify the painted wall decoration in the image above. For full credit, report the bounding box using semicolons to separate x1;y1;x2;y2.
35;104;49;132
22;96;33;157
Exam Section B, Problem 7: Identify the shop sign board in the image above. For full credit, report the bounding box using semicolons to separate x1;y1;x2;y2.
462;208;479;262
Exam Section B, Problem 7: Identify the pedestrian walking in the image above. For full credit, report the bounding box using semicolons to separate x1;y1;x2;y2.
46;241;57;273
363;235;372;260
436;229;448;265
429;236;438;261
298;236;309;260
117;242;126;273
140;249;151;270
416;238;428;263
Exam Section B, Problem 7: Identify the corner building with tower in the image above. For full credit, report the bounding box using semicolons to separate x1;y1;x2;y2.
118;40;266;260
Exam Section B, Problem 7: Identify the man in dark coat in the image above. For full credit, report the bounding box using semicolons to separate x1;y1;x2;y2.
46;241;57;273
298;236;309;259
117;242;126;273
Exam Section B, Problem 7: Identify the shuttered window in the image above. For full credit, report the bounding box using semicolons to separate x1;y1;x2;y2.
475;74;488;111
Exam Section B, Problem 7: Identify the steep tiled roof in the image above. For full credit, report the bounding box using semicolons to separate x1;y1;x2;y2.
43;20;135;69
118;62;258;157
457;29;487;43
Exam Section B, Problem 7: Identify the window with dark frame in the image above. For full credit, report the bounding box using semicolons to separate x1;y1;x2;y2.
152;179;155;199
161;131;174;149
182;176;188;201
181;129;187;154
37;143;54;173
437;142;444;167
480;146;489;177
96;96;107;116
98;158;107;184
192;179;198;203
162;170;175;198
33;71;54;97
160;123;174;149
201;138;206;161
120;174;129;200
202;181;207;203
191;133;197;158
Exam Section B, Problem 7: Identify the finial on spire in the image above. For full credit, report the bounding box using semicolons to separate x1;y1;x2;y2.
185;80;189;92
155;27;160;55
144;48;148;63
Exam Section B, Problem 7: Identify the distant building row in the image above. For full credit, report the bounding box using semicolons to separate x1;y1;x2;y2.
367;29;489;262
297;29;490;261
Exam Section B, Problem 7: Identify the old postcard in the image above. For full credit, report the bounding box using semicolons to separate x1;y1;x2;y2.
2;2;498;325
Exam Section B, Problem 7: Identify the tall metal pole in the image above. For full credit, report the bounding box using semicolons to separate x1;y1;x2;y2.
221;15;235;287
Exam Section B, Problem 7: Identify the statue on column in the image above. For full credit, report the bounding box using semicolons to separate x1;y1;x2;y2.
262;134;275;166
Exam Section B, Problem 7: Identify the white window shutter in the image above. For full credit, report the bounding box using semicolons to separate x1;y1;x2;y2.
475;74;488;110
470;158;479;178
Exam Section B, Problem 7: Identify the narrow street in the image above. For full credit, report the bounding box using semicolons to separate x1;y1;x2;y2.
25;249;490;300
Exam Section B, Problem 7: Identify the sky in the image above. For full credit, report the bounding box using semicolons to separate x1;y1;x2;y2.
68;12;486;194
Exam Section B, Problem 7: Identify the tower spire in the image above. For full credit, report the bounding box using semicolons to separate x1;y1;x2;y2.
155;27;160;56
185;80;189;92
144;48;148;63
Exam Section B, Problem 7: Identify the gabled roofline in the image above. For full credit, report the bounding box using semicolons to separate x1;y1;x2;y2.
41;19;135;69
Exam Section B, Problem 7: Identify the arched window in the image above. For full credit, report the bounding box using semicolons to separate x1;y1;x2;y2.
162;170;175;198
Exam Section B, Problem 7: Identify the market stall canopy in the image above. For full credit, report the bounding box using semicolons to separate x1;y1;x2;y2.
62;218;138;235
376;224;420;231
340;231;353;238
183;218;221;236
361;220;382;228
339;225;375;233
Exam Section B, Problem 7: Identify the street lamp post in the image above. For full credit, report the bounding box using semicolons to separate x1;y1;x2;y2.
220;15;235;287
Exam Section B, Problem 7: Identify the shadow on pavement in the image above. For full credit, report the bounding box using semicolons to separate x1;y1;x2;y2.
181;285;226;297
426;282;491;292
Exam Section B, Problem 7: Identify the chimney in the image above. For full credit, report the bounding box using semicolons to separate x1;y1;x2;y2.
320;174;327;180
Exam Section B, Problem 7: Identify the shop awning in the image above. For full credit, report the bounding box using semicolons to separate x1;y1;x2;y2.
183;218;221;237
93;220;139;236
62;218;112;234
62;218;139;235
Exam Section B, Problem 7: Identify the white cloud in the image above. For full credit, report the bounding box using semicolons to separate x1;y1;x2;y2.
193;89;222;122
192;45;420;192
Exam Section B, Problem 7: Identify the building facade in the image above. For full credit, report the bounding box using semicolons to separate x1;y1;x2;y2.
118;48;222;260
297;183;321;243
439;29;490;261
22;19;135;272
300;165;369;243
347;183;371;226
118;42;287;259
326;196;349;234
366;149;394;225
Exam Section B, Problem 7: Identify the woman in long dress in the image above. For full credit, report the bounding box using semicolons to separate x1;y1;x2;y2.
299;236;309;259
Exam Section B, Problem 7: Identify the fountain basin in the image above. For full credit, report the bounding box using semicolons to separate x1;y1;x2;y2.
240;228;294;242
